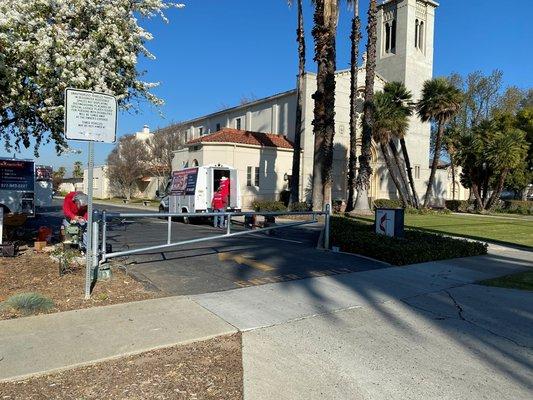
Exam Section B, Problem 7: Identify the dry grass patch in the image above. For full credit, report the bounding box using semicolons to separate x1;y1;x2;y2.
0;248;159;320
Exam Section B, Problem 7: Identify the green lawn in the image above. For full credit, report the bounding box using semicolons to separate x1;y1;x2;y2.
353;213;533;248
481;271;533;291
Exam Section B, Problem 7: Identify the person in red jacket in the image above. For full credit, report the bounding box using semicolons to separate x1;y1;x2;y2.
62;191;88;248
211;177;229;228
63;191;88;222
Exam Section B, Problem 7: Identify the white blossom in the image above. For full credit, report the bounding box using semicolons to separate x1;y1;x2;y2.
0;0;184;154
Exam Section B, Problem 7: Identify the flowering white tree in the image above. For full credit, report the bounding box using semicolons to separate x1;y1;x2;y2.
0;0;183;155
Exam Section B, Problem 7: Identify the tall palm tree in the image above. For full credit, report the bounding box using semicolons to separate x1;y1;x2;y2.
288;0;306;206
346;0;361;212
372;91;409;205
383;82;418;207
353;0;377;211
311;0;339;210
417;78;463;208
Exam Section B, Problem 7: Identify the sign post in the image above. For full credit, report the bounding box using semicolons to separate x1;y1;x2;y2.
64;88;117;299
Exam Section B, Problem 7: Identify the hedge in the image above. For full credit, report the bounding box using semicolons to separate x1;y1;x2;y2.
373;198;403;209
330;216;488;266
289;202;311;212
445;200;471;212
251;200;287;212
498;200;533;215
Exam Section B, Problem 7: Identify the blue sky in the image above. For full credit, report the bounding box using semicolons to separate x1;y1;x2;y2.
2;0;532;174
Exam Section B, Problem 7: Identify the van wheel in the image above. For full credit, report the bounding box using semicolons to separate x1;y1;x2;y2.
181;208;190;224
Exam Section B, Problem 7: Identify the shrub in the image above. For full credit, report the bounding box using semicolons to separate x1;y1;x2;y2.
373;198;403;209
1;292;54;315
445;200;471;212
406;207;451;215
251;200;287;212
330;216;487;266
289;202;310;212
498;200;533;215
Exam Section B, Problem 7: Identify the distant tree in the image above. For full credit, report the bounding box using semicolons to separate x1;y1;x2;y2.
73;161;83;179
106;135;149;200
0;0;183;155
353;0;378;211
371;91;409;206
417;78;463;207
144;128;182;189
383;82;418;208
456;115;529;211
52;167;66;191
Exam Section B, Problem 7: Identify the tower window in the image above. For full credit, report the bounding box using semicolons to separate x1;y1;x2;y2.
384;20;396;54
415;19;419;48
418;21;424;50
415;19;424;50
235;118;242;130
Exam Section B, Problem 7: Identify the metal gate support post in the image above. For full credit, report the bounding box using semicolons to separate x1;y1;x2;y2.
226;215;231;235
167;216;172;244
92;217;99;271
101;210;107;260
324;203;331;250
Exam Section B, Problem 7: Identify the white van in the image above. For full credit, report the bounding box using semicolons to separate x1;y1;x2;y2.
158;164;241;219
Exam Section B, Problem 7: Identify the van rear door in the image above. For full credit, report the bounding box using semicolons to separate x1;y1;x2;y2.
230;169;239;210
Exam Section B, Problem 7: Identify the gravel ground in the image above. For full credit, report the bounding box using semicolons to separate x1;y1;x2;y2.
0;334;244;399
0;248;159;320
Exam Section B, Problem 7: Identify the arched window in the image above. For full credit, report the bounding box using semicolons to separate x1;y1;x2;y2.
415;19;419;48
385;22;391;53
418;21;424;50
391;19;397;52
192;159;199;167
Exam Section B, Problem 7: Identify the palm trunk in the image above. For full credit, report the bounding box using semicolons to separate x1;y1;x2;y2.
311;0;337;210
485;169;508;210
380;143;407;206
471;182;484;211
423;119;444;208
321;6;338;209
346;2;361;212
389;139;412;206
450;155;456;200
311;0;327;210
353;0;377;211
289;0;305;206
400;138;419;208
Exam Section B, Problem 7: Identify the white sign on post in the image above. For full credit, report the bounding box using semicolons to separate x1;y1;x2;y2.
64;88;117;299
64;88;117;143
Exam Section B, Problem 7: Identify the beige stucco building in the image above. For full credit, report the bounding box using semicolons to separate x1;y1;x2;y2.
93;0;454;207
170;0;448;208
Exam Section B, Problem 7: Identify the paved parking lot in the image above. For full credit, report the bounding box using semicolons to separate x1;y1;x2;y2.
98;204;387;296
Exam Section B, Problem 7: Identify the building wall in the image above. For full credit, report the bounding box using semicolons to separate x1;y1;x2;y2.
169;91;298;144
173;143;296;210
83;166;110;199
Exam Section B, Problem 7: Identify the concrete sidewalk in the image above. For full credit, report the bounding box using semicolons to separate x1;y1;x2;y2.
0;296;236;382
192;247;533;399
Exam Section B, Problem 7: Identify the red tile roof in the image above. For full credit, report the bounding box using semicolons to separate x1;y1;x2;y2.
187;128;294;149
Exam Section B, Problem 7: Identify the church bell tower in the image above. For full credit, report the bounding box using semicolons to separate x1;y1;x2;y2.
376;0;438;99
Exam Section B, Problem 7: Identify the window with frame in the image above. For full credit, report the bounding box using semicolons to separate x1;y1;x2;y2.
414;165;421;179
216;123;221;131
198;127;204;136
247;166;252;186
236;118;242;130
254;167;260;187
